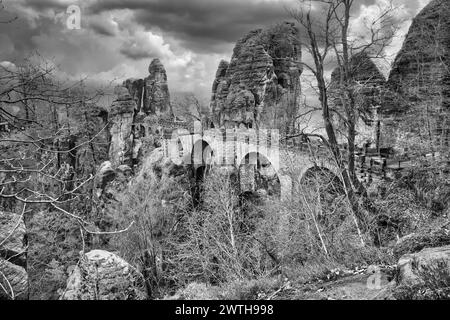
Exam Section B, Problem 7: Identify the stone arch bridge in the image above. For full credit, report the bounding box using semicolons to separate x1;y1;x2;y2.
138;120;341;199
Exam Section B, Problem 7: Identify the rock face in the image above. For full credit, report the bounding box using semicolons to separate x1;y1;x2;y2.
108;87;136;167
123;78;144;114
60;250;147;300
397;245;450;285
384;0;450;144
210;22;302;131
0;212;28;299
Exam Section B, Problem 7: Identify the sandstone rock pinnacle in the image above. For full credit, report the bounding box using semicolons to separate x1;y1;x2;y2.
210;22;302;131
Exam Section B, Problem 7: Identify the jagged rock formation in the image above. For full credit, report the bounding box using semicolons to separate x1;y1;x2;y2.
60;250;147;300
107;59;173;168
95;74;182;221
328;0;450;149
0;212;28;299
96;58;179;222
122;59;172;118
210;22;302;131
330;52;388;146
144;58;172;117
384;0;450;144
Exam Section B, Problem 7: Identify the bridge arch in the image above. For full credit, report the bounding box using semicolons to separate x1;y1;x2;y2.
299;162;341;184
238;151;281;197
191;139;214;169
190;139;215;207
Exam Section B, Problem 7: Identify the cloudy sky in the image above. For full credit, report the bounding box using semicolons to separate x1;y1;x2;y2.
0;0;432;104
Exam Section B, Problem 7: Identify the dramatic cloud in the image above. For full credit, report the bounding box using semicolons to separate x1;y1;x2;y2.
91;0;298;53
0;0;432;104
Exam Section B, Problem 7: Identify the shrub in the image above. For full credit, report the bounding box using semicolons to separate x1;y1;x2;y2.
109;161;191;298
166;170;276;286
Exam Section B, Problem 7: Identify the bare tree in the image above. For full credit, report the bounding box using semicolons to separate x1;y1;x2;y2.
0;55;136;298
288;0;401;235
0;54;132;227
172;93;211;126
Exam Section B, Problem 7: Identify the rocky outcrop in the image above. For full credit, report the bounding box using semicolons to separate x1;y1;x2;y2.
97;58;178;221
108;59;173;168
384;0;450;143
0;212;28;299
0;259;28;300
60;250;147;300
122;59;172;118
210;22;302;131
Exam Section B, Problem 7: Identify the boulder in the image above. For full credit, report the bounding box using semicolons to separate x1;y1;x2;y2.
95;161;116;188
0;212;26;265
0;212;28;299
397;245;450;285
0;259;28;299
60;250;147;300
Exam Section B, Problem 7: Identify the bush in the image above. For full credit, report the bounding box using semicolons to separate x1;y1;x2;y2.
109;160;191;298
370;165;449;247
166;170;276;286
